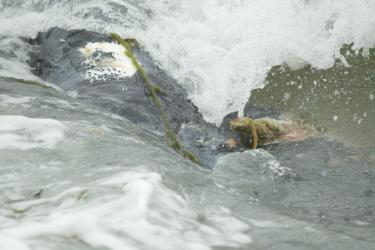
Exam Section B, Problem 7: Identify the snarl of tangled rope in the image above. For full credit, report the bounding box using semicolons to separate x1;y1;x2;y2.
230;117;258;149
230;117;284;149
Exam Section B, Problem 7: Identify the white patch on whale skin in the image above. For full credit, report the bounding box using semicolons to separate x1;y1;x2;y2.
0;115;66;150
79;42;137;82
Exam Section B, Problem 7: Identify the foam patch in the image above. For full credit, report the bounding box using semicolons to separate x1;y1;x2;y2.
0;116;66;150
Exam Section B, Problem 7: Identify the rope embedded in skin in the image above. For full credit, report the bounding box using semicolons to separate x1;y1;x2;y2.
110;33;202;166
248;118;258;149
230;117;259;149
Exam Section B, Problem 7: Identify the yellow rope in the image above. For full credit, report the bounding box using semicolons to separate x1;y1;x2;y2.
110;33;202;166
230;117;259;149
248;118;258;149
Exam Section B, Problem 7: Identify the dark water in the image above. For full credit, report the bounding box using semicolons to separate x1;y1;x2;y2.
250;45;375;150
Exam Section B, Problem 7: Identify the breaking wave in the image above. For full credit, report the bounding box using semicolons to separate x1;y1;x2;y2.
0;0;374;123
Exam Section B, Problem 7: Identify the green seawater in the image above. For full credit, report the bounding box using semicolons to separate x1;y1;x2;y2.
250;45;375;150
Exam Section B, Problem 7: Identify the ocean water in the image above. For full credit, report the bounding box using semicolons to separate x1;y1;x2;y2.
0;1;374;250
1;0;374;123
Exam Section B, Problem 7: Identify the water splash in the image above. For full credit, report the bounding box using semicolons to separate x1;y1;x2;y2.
141;0;375;123
0;0;374;123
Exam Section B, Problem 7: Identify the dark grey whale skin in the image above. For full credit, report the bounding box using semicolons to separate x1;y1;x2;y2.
30;27;201;133
29;27;228;167
29;27;375;225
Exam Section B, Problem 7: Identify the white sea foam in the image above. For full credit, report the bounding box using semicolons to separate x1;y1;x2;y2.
79;42;137;82
0;95;34;107
0;116;66;150
0;57;43;83
0;0;374;123
267;159;296;178
141;0;375;123
0;169;252;250
0;234;30;250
